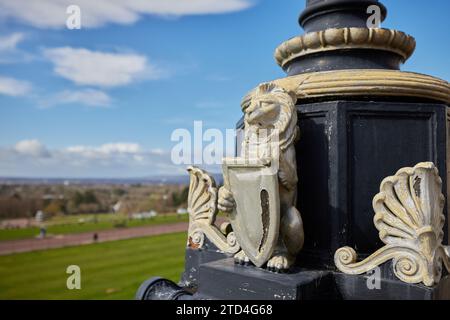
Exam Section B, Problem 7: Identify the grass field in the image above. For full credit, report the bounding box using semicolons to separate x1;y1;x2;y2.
0;214;188;242
0;232;186;299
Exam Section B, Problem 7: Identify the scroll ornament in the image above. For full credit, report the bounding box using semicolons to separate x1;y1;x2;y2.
186;166;240;254
335;162;450;286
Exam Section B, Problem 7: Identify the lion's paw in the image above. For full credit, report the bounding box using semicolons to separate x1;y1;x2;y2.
234;250;251;265
266;253;293;273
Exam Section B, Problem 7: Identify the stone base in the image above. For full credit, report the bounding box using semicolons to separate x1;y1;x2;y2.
191;258;450;300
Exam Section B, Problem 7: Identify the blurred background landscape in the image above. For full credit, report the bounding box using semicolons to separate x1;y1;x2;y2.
0;0;449;299
0;177;191;299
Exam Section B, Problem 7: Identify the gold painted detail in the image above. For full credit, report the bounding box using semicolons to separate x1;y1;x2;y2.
272;70;450;104
334;162;450;287
275;28;416;68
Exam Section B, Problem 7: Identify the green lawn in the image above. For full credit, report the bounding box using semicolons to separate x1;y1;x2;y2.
0;214;188;242
0;232;187;299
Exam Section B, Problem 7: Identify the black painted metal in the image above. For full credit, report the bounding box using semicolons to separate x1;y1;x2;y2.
195;258;334;300
283;0;400;75
193;259;450;300
299;0;387;32
136;277;193;300
179;241;230;290
296;100;449;268
285;49;403;76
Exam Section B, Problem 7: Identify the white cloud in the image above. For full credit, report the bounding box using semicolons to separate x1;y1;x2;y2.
0;140;186;177
41;89;112;108
0;76;32;96
63;142;173;168
100;143;142;154
14;140;50;157
0;32;25;51
0;0;254;29
67;142;142;158
0;32;36;64
150;148;166;156
43;47;157;87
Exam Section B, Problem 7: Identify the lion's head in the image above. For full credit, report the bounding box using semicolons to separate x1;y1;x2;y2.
241;83;298;151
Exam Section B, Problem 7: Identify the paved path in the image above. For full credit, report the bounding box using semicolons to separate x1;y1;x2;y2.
0;222;188;256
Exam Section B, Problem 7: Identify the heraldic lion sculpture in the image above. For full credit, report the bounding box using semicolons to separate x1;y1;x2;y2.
218;83;304;272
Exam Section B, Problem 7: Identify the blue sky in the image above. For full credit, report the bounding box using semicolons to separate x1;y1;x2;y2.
0;0;449;178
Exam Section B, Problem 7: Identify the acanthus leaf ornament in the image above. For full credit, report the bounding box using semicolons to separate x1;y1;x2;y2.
186;166;240;254
335;162;450;286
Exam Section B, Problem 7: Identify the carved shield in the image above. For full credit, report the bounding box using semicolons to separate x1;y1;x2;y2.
222;158;280;267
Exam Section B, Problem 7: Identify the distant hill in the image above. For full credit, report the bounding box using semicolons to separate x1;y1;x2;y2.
0;173;224;186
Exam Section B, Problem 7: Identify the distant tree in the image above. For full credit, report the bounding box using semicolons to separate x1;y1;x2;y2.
180;186;189;204
171;186;189;207
73;191;84;207
68;190;100;214
172;192;180;207
11;193;21;200
0;196;43;219
43;200;65;217
72;190;97;205
113;188;126;196
83;190;98;204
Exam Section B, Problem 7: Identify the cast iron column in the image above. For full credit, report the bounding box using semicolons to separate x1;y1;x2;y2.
273;0;450;268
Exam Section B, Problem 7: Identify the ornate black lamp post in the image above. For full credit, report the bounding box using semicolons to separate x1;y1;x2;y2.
285;0;448;269
138;0;450;300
